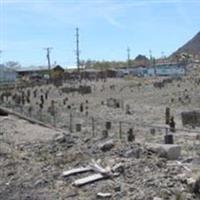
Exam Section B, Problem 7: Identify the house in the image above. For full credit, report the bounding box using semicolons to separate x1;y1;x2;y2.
129;65;148;77
81;69;100;79
16;67;49;80
51;65;65;80
105;69;118;78
115;69;130;77
52;65;64;73
133;55;150;67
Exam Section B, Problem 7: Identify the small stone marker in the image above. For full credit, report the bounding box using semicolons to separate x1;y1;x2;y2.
105;121;111;130
127;128;135;142
76;124;82;132
150;128;156;135
164;134;174;144
102;130;108;139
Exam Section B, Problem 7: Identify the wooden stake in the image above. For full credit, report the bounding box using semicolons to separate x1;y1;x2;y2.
119;121;122;139
62;167;92;177
69;112;73;132
92;117;95;137
73;173;105;187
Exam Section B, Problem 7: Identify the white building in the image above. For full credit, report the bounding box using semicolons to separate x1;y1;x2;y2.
0;65;17;83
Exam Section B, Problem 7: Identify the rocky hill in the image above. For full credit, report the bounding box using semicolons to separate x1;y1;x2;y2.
172;31;200;57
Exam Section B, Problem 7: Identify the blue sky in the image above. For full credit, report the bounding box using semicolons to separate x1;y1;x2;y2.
0;0;200;67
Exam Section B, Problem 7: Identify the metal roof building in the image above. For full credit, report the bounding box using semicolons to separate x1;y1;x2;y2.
0;65;17;83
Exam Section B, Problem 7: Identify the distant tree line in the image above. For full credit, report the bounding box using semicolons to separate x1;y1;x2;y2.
81;54;151;69
2;61;21;69
80;59;128;69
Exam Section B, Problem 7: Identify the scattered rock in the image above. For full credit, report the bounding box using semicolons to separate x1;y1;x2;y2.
147;143;181;160
99;140;114;152
34;178;48;188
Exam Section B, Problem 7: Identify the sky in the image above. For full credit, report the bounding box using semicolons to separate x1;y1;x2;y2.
0;0;200;67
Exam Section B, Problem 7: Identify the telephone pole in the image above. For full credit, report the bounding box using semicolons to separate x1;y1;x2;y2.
127;47;131;69
0;50;2;64
76;27;80;72
44;47;53;80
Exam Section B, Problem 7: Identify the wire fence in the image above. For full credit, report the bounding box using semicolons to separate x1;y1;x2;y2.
1;101;200;159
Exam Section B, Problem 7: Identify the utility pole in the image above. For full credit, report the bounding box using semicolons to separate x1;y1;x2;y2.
149;49;152;65
76;27;80;72
44;47;53;81
127;47;131;69
149;49;156;75
0;50;2;64
161;51;165;64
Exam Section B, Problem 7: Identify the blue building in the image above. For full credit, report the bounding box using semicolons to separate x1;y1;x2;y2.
131;64;186;77
153;64;186;76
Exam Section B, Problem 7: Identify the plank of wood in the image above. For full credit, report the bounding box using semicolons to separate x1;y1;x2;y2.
62;167;92;177
90;162;111;175
73;173;106;187
97;192;112;198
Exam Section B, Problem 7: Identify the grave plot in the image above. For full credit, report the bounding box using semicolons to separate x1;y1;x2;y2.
0;77;200;199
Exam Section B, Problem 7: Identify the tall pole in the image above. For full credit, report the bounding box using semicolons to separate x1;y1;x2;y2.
0;50;2;65
149;49;152;65
127;47;130;69
76;27;80;72
161;51;165;64
44;47;53;80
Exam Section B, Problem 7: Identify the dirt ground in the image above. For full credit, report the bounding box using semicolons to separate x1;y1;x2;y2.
0;75;200;199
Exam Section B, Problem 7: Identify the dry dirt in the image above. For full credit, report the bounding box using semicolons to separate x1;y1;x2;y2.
0;75;200;199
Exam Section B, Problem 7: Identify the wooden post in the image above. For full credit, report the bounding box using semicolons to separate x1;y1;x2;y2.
102;130;108;139
92;117;95;137
20;105;23;114
105;121;111;130
69;112;73;132
165;107;170;124
40;109;42;121
192;139;195;157
76;123;82;132
28;106;32;118
165;127;168;135
119;121;122;139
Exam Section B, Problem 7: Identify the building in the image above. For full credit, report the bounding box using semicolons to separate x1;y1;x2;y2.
51;65;65;80
153;64;186;76
80;69;100;79
129;65;149;77
133;55;150;67
131;64;186;77
16;67;49;80
0;65;17;83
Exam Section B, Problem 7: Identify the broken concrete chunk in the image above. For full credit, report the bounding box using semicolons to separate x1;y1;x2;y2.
34;179;48;188
188;177;200;194
54;134;66;143
99;140;114;152
53;133;75;144
147;143;181;160
0;108;8;116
